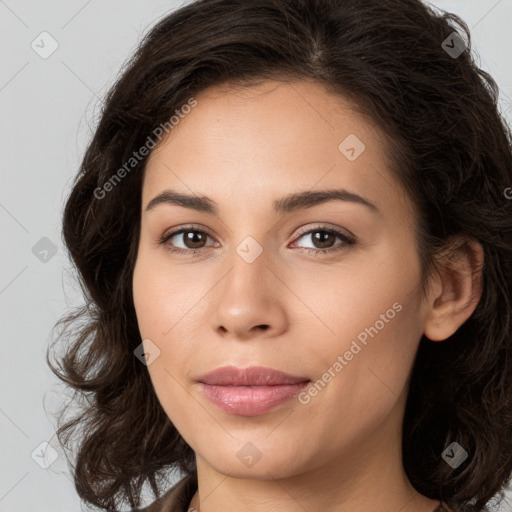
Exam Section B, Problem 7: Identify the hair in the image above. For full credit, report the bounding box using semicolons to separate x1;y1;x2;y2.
47;0;512;510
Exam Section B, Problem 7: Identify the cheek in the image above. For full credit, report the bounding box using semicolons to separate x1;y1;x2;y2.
289;246;421;347
132;248;206;339
132;250;208;401
293;293;422;455
132;257;196;430
295;245;423;405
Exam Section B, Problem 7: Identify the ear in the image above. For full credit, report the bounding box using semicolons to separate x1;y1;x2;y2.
423;238;484;342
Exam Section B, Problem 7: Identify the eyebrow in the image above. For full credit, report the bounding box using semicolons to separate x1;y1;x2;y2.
145;188;379;215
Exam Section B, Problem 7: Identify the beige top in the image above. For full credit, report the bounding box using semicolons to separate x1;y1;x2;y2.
137;471;198;512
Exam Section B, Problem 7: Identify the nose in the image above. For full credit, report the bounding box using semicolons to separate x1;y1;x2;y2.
212;247;288;342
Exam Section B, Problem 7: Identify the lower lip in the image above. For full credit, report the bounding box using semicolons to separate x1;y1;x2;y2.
199;382;309;416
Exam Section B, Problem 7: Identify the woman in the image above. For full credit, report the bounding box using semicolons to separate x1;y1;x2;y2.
47;0;512;511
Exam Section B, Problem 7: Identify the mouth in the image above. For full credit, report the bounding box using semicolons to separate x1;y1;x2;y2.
197;365;311;416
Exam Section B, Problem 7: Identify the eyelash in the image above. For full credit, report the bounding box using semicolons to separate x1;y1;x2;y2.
158;224;356;257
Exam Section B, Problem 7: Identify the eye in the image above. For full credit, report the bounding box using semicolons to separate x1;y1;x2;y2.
158;225;217;256
291;225;356;255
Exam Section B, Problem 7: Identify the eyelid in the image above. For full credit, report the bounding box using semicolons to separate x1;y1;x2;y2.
160;223;215;241
292;223;356;243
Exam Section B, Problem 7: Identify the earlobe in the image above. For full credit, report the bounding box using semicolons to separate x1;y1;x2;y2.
423;238;484;342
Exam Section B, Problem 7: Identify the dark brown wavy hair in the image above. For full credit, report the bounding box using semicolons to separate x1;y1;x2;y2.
47;0;512;510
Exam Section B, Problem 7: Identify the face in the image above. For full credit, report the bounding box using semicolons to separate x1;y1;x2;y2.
132;79;429;481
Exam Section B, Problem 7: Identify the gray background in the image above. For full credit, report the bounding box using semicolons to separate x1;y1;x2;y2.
1;1;511;511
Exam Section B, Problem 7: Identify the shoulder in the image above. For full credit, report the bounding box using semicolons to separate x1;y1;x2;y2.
135;471;198;512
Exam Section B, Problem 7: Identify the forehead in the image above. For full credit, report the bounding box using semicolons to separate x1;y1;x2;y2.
142;79;410;219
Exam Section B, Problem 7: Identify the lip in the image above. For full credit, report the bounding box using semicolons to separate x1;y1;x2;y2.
197;366;310;416
197;365;309;386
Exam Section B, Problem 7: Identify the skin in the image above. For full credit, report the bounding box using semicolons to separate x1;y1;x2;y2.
132;79;483;512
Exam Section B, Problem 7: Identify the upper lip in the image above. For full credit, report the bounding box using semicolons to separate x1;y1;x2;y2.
197;365;310;386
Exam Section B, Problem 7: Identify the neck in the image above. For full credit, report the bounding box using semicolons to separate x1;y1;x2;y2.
188;463;440;512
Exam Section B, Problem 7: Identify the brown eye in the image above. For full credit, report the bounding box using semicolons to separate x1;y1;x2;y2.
309;230;337;249
179;230;208;249
159;227;216;254
293;226;356;255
